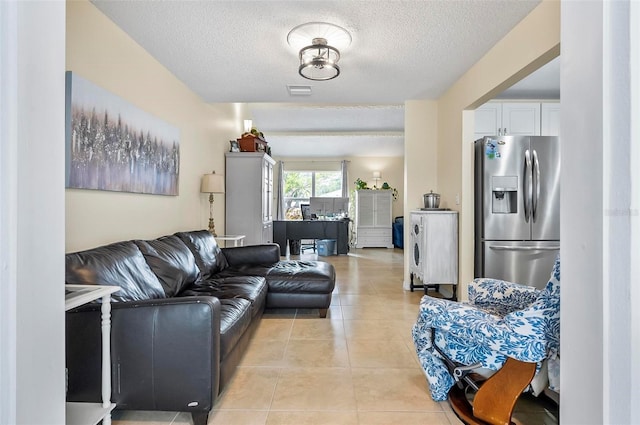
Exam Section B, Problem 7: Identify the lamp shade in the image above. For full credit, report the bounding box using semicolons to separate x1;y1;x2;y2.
372;171;381;179
201;173;225;194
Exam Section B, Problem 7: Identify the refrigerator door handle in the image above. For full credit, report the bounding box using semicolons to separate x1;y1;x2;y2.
524;149;532;223
532;149;540;222
489;245;560;251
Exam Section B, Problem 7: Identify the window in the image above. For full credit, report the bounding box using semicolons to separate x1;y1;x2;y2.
283;170;342;219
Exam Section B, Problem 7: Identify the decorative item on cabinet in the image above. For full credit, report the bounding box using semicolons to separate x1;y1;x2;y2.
354;178;369;190
236;125;271;154
237;134;268;153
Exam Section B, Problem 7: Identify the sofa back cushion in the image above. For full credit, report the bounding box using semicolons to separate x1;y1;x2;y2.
175;230;228;280
134;235;199;297
66;241;166;302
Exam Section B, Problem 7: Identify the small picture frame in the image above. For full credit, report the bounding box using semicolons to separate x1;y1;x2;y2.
229;140;240;152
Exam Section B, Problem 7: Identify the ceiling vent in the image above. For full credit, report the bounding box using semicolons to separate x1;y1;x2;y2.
287;85;313;96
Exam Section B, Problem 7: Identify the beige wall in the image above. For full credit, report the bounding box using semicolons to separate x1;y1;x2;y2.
65;0;238;252
435;0;560;295
403;100;439;288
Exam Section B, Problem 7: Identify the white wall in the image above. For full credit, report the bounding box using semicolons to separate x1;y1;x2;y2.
561;1;639;423
0;1;66;423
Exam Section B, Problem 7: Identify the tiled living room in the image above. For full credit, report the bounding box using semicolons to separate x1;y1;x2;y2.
111;248;558;425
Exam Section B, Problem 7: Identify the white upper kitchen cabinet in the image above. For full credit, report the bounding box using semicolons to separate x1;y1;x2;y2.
541;102;561;136
475;102;561;139
474;102;541;139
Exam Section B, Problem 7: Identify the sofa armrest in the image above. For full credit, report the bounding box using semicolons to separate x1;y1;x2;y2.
221;244;280;267
66;296;221;414
468;278;540;310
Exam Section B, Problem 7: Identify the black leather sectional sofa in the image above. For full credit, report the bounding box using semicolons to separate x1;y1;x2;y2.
65;230;335;425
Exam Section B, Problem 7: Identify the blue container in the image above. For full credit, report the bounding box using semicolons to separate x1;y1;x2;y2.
393;216;404;249
317;239;337;256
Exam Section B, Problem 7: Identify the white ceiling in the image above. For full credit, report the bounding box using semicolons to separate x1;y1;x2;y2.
91;0;558;158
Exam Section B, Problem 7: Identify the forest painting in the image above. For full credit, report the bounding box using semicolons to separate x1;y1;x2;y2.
65;72;180;195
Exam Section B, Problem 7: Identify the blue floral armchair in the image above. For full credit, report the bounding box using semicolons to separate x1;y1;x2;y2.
412;256;560;403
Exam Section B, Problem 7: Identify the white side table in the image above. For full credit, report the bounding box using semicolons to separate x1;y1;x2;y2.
215;234;246;247
65;284;120;425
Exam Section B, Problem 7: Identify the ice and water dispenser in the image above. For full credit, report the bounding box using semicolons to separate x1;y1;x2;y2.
491;176;518;214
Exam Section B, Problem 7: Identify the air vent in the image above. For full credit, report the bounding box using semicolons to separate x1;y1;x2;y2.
287;85;312;96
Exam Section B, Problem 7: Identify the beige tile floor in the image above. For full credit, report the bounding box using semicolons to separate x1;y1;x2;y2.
111;248;558;425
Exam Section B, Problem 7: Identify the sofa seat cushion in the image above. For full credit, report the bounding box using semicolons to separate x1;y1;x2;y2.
266;261;336;294
215;265;273;279
175;230;229;280
66;241;166;302
180;276;267;318
134;235;199;297
218;298;253;361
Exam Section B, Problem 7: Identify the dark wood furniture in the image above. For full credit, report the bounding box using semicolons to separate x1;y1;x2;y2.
273;220;350;256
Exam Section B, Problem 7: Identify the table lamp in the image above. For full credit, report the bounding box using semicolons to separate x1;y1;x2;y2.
201;171;225;236
372;171;381;188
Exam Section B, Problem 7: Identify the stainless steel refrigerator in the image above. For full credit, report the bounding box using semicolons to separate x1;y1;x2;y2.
474;136;560;289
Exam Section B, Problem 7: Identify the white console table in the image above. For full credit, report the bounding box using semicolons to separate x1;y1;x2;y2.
65;284;120;425
215;234;246;247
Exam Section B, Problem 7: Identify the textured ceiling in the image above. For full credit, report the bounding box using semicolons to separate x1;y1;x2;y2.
91;0;552;157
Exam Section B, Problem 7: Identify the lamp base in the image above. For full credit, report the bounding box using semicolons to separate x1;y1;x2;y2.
208;218;217;237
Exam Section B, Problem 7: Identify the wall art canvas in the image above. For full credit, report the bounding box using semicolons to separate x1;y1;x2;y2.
65;71;180;195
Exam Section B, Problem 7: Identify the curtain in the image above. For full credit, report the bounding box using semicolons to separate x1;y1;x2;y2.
341;160;349;197
276;161;285;220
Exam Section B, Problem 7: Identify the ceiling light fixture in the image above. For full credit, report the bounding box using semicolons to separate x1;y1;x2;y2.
287;22;352;81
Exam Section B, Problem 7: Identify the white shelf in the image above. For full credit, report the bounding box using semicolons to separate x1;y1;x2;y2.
66;403;115;425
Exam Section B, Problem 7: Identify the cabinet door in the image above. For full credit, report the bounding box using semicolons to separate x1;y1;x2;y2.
262;160;273;223
423;213;458;284
357;191;375;227
474;103;501;139
541;103;561;136
373;191;392;227
501;103;540;135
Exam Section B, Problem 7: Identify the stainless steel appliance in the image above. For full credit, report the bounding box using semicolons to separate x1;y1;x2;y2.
474;136;560;289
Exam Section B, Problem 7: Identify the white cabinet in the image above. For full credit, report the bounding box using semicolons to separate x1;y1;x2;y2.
475;102;541;138
355;190;393;248
409;211;458;299
475;102;560;139
225;152;275;245
541;102;561;136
